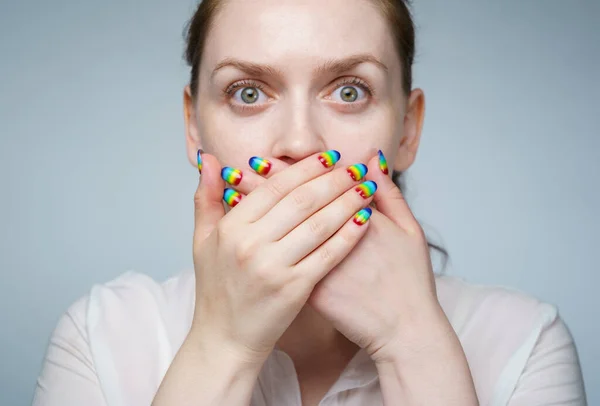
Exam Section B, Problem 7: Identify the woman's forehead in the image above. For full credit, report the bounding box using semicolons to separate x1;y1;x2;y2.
203;0;397;69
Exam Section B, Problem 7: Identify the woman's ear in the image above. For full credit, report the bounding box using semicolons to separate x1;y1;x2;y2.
184;84;203;168
393;88;425;172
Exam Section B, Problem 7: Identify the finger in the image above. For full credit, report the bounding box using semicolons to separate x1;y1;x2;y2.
220;165;266;195
236;150;342;223
219;156;290;211
277;178;377;264
222;187;245;208
194;151;226;242
260;163;371;241
292;206;373;285
247;156;288;179
365;150;421;236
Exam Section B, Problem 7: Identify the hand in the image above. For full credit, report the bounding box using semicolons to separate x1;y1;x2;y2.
191;150;376;366
222;151;478;406
307;152;447;364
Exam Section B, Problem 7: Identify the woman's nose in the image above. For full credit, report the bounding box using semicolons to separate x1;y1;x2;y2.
270;100;326;163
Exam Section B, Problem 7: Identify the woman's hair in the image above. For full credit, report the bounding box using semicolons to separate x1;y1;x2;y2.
183;0;449;273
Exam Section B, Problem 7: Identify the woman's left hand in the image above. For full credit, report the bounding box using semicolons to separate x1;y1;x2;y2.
307;152;451;364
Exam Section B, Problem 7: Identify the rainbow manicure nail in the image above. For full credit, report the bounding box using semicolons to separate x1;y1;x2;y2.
197;149;203;174
318;150;341;168
223;188;242;207
249;156;272;176
353;207;372;226
355;180;378;199
221;167;243;186
347;164;368;181
378;150;389;174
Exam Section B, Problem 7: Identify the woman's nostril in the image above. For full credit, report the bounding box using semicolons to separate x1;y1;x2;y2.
280;156;299;166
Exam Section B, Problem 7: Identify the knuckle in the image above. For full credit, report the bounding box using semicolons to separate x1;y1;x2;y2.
215;219;232;240
290;188;315;211
338;228;354;248
234;238;259;265
265;176;286;199
330;170;348;191
193;189;203;209
319;245;336;266
387;184;405;201
410;222;426;240
251;264;270;283
307;217;329;240
252;262;284;292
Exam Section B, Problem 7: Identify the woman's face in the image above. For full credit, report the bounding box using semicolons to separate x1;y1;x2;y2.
184;0;424;174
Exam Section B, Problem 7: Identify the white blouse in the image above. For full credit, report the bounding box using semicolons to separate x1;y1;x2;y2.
32;270;586;406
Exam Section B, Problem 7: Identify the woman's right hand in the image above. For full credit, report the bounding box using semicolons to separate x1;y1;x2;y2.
191;150;377;367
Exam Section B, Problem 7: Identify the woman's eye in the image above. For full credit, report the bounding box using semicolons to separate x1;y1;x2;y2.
231;86;268;105
330;85;367;103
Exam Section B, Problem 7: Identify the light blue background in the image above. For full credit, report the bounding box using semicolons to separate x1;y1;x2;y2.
1;0;598;404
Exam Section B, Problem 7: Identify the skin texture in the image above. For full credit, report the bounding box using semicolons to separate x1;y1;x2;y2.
152;0;479;405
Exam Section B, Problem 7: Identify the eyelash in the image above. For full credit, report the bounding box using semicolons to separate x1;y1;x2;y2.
222;77;374;111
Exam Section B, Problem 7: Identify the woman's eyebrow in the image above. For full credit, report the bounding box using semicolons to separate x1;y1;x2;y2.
210;53;388;80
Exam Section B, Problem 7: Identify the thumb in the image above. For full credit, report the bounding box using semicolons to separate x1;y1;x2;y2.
194;150;226;242
365;150;421;236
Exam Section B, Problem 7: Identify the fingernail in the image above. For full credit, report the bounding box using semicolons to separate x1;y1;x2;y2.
353;207;372;226
249;156;272;176
221;167;243;186
378;150;389;175
347;163;368;181
223;188;242;207
318;150;341;168
355;180;378;198
197;149;203;174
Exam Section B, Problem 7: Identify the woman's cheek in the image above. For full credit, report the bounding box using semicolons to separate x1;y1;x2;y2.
323;110;393;150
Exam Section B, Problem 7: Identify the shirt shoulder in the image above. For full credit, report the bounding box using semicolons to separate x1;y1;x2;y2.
85;269;195;338
67;270;194;405
435;275;584;406
435;274;557;338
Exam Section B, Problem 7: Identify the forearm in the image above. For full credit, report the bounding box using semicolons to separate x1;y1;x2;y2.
375;312;479;406
152;328;264;406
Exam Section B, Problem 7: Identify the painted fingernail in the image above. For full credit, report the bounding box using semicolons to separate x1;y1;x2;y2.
223;188;242;207
378;150;389;175
355;180;378;199
197;149;203;174
249;156;272;176
353;207;372;226
347;164;368;181
318;150;341;168
221;167;243;186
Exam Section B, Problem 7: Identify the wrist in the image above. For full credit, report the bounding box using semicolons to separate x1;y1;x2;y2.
152;328;266;406
188;325;271;373
372;307;479;406
371;303;459;366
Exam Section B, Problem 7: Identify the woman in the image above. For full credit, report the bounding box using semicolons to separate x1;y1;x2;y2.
33;0;586;405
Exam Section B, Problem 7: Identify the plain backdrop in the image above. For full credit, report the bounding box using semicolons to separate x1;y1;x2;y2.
1;0;598;404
